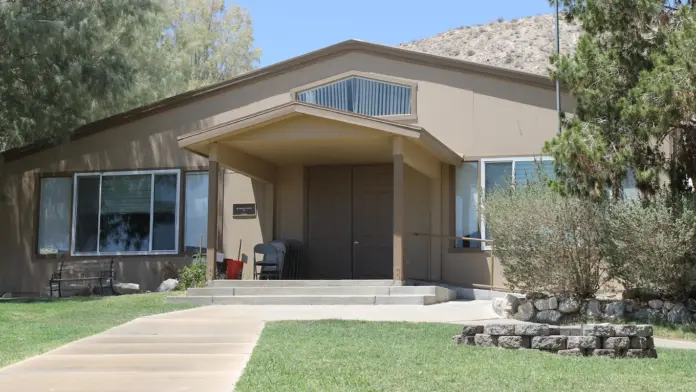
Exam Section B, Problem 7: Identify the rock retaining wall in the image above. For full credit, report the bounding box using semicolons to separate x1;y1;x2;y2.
453;323;657;358
493;293;696;325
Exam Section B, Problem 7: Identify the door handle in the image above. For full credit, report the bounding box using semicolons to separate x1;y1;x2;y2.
353;241;359;245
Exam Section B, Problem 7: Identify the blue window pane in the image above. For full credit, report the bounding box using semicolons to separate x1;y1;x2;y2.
514;160;555;187
485;162;513;192
296;77;411;116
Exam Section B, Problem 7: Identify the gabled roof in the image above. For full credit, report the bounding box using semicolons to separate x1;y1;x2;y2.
179;101;463;165
1;39;554;163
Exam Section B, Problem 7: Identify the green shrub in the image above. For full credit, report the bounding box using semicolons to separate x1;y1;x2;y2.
178;252;207;290
483;179;609;298
603;193;696;299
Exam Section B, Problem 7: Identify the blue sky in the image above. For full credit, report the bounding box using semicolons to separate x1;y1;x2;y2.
231;0;555;67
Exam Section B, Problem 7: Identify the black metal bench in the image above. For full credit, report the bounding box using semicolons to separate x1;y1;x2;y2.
49;258;115;298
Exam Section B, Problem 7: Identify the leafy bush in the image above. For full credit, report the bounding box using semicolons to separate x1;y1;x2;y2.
603;194;696;299
178;252;206;290
483;179;609;298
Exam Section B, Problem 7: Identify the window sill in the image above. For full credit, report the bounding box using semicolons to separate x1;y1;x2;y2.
35;253;68;260
380;114;418;122
448;247;491;254
71;251;179;257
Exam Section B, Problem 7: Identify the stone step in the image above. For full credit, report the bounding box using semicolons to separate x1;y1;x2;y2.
166;294;439;305
207;279;400;288
187;285;451;297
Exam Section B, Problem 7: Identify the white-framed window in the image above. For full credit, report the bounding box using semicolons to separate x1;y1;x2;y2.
479;157;554;249
37;177;73;254
184;172;209;251
454;162;480;249
296;76;412;116
71;169;181;256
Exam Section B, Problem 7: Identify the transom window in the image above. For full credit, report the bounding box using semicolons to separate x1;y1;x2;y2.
296;76;412;116
72;170;181;255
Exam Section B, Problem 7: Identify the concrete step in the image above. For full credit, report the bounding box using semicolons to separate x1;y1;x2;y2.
167;294;439;305
207;279;400;288
187;285;455;298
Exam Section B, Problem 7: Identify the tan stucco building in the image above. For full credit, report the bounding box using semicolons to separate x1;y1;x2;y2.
0;40;573;295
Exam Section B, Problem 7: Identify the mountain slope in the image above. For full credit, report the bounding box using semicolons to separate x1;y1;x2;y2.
399;14;581;76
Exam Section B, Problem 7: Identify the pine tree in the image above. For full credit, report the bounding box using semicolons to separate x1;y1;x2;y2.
544;0;696;198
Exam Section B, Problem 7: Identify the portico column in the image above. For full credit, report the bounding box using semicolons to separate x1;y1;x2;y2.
393;137;405;282
206;144;220;281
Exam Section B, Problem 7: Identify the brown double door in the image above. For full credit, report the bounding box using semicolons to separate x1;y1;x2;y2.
307;165;393;279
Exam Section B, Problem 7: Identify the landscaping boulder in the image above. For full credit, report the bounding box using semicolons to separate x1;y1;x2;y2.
535;310;562;324
514;301;536;321
484;324;516;336
583;324;615;337
531;336;567;351
558;297;581;313
515;323;550;336
567;336;599;350
462;325;484;336
492;294;520;318
632;308;663;323
474;334;498;347
648;299;663;310
613;325;636;337
534;297;558;311
667;304;693;324
156;279;179;293
686;298;696;313
498;336;530;349
634;325;654;337
663;301;675;311
113;282;141;295
586;299;602;319
604;301;626;320
630;337;654;349
603;337;630;350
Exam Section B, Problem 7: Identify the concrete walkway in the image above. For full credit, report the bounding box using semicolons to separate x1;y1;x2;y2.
2;300;696;392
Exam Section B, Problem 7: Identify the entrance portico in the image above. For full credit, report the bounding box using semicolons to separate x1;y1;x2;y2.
178;101;462;281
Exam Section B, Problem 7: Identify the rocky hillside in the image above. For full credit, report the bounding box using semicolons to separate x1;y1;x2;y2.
399;14;581;76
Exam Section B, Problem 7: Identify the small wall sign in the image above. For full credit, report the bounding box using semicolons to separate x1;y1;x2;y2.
232;203;256;218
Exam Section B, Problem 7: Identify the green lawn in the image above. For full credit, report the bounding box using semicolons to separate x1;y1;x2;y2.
236;320;696;392
0;292;196;368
